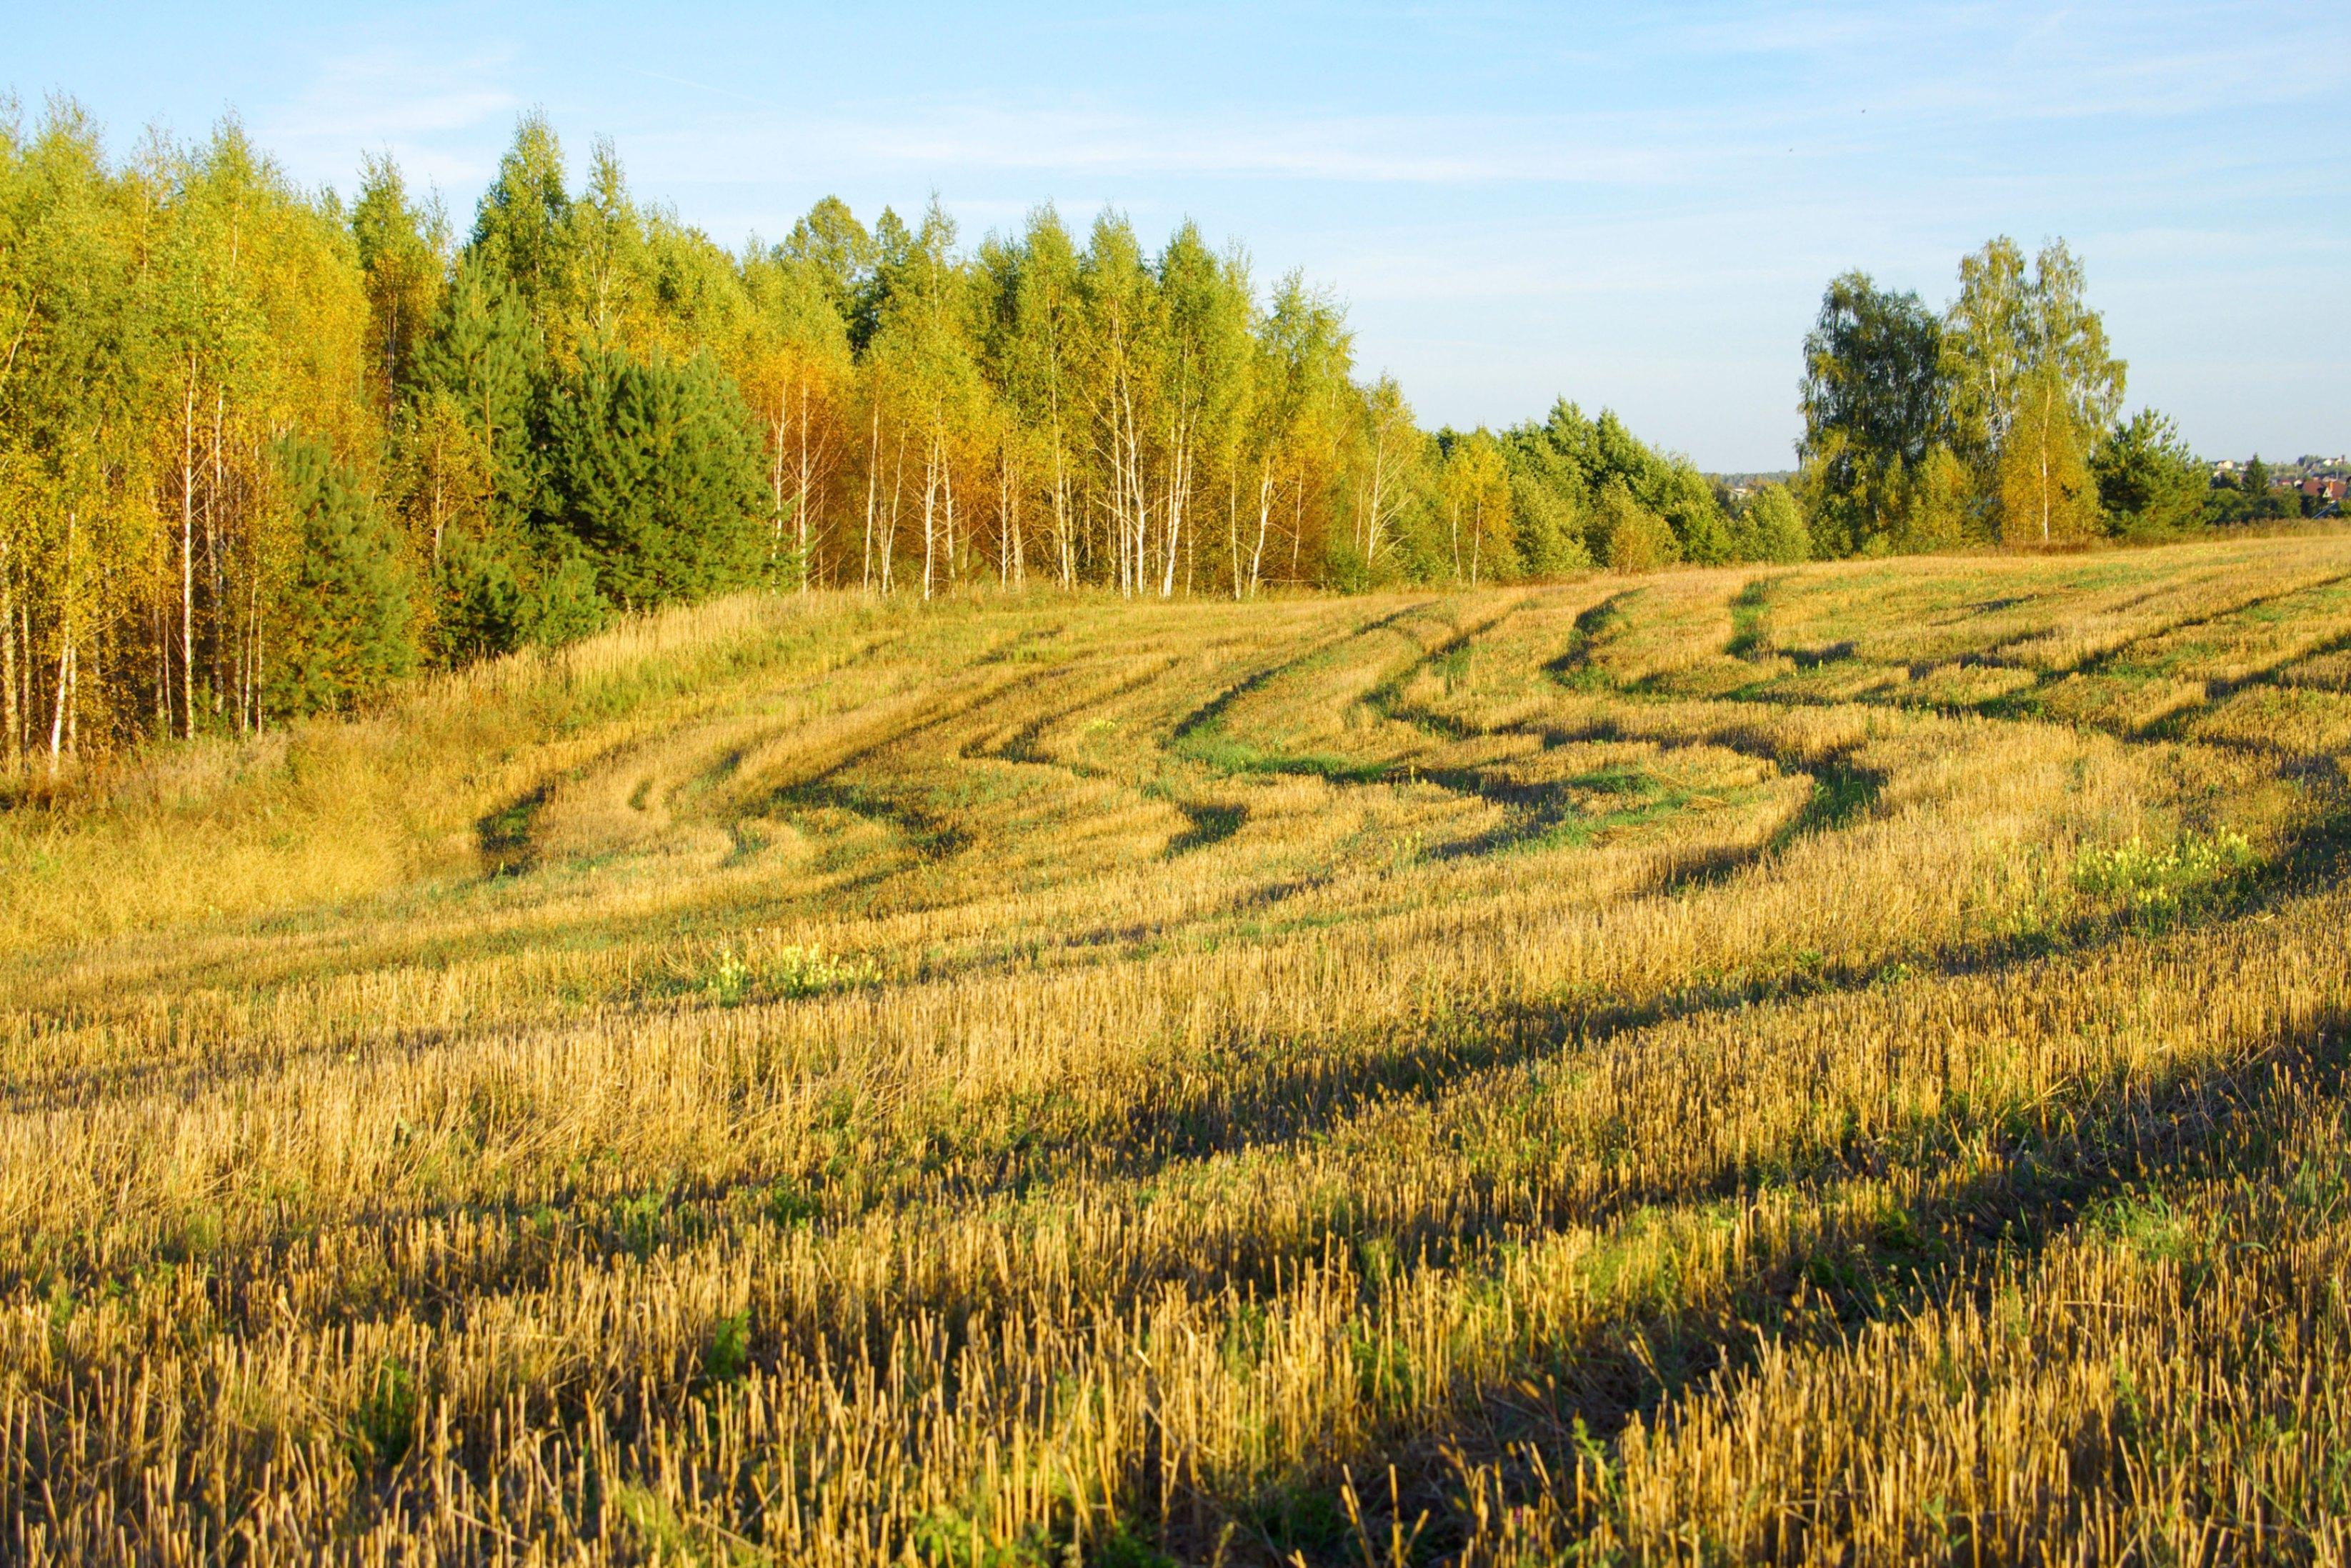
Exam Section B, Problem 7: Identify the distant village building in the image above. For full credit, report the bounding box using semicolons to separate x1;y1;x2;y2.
2202;457;2351;487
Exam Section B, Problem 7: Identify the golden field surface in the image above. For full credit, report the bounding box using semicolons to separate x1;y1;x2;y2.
6;534;2351;1565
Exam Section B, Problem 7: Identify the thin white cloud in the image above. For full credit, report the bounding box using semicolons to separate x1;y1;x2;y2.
254;46;522;192
622;103;1699;188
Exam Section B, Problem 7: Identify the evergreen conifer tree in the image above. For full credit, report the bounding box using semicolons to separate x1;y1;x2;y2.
268;438;415;716
430;529;524;664
536;345;767;611
2092;411;2205;539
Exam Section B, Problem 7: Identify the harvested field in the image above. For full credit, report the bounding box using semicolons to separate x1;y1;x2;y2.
6;534;2351;1564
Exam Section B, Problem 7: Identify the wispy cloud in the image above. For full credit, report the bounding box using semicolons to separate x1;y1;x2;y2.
255;46;523;192
624;99;1800;194
850;105;1689;183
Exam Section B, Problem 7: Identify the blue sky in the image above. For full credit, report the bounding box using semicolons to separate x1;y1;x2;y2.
11;1;2345;469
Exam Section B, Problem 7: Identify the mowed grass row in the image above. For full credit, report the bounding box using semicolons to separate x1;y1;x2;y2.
3;534;2350;1564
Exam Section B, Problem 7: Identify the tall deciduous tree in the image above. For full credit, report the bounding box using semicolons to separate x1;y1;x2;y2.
1597;479;1679;574
783;196;874;331
1942;236;2125;543
1244;272;1350;594
1154;222;1252;597
1438;431;1512;584
1998;366;2097;547
1077;212;1162;596
351;153;445;410
1351;375;1419;585
1736;484;1811;564
1942;236;2029;469
469;112;575;348
1029;209;1089;588
867;199;981;601
737;247;852;587
1797;271;1949;556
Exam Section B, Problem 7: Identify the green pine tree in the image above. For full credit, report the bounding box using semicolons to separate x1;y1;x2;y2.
536;345;767;613
2092;411;2205;539
430;529;525;664
268;438;416;717
414;257;541;530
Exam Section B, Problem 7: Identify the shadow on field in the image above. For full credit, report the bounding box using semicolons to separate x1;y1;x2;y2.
1542;591;1641;687
475;783;551;875
1146;1003;2351;1566
913;788;2351;1229
111;1013;2344;1567
1167;802;1248;856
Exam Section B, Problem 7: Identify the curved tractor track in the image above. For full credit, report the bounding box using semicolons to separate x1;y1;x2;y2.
6;535;2351;1567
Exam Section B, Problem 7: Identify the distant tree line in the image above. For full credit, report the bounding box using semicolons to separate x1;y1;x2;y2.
1;104;1810;771
2201;453;2333;527
0;104;2306;773
1795;236;2281;553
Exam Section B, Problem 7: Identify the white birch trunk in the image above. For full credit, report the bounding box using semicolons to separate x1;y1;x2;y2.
0;534;14;774
921;429;938;602
862;400;882;592
181;364;196;741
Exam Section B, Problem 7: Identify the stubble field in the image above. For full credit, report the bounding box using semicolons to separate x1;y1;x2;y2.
6;534;2351;1565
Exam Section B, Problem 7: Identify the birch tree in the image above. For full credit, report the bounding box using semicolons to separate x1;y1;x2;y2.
994;208;1084;588
1153;224;1250;597
739;248;852;586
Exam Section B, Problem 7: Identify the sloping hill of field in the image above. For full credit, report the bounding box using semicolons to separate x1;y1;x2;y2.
6;535;2351;1564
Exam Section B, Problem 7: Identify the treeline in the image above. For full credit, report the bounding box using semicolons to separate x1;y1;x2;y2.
1;104;1797;772
1795;237;2230;551
0;103;2280;774
2207;454;2332;527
